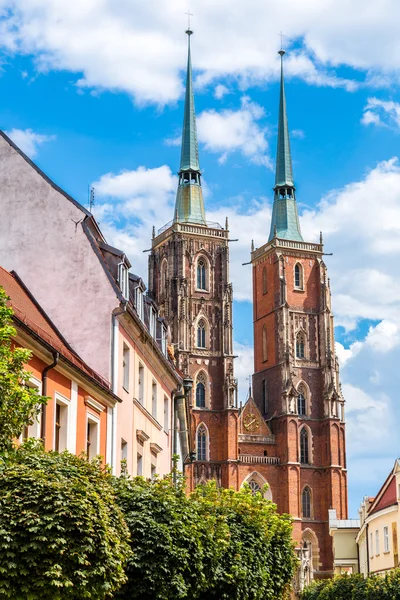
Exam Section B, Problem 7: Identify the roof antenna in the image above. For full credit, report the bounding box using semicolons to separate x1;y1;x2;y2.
88;186;95;212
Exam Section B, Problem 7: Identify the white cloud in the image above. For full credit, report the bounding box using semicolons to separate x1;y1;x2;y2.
233;341;254;399
197;96;271;166
3;0;400;104
5;128;55;158
361;97;400;129
335;341;363;367
291;129;305;139
214;84;229;99
365;320;400;352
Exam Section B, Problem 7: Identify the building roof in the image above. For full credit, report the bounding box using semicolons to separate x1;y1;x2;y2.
0;266;118;399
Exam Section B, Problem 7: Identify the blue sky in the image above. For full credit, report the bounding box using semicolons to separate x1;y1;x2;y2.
2;0;400;517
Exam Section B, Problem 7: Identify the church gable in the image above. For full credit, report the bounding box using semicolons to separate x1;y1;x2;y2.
239;397;274;440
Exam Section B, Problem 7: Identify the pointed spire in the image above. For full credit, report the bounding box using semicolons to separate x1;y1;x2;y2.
173;28;206;225
268;50;303;242
275;50;294;188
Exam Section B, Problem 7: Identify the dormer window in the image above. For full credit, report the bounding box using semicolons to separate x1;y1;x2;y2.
149;307;156;338
134;287;144;321
118;262;129;300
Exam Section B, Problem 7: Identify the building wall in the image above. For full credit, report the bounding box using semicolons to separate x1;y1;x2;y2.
368;506;399;575
0;134;117;380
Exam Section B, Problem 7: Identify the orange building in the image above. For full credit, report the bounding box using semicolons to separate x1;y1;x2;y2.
0;266;120;457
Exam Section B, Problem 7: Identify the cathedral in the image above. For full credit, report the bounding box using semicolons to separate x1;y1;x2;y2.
149;29;348;580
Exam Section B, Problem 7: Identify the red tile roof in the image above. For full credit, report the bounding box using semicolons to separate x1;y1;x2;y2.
0;266;113;394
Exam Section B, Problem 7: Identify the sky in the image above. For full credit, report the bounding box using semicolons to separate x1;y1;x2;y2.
1;0;400;517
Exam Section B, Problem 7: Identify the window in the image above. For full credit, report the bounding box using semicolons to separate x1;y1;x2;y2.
121;439;128;461
135;287;144;321
54;400;69;452
376;530;380;555
262;325;268;362
297;386;306;416
123;344;130;392
152;381;157;419
197;320;206;348
294;263;303;289
161;261;168;291
197;258;207;290
118;262;129;300
370;532;373;557
249;479;262;494
296;332;305;359
196;382;206;408
150;308;156;338
384;526;389;553
302;487;311;518
262;267;267;294
161;325;167;355
138;363;144;405
300;427;309;464
137;453;143;476
151;464;156;480
21;378;42;440
86;415;99;460
262;379;268;414
163;396;169;432
197;425;208;461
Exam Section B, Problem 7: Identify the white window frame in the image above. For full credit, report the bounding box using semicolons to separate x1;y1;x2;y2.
121;438;128;462
384;526;389;553
21;375;42;440
118;262;129;300
375;529;380;555
138;362;145;405
163;396;169;433
135;287;144;321
137;452;143;476
370;532;374;557
150;308;156;338
152;380;158;420
122;343;130;392
86;412;100;460
54;392;71;452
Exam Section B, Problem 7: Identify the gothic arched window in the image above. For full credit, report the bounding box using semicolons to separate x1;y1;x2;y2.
196;382;205;408
161;261;168;292
294;263;303;289
302;486;312;518
197;320;206;348
262;267;267;294
297;386;306;416
300;427;310;464
197;258;207;290
248;479;262;494
262;325;268;362
296;332;305;359
196;424;208;461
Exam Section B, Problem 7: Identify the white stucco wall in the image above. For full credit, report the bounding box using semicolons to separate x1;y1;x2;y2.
0;134;117;379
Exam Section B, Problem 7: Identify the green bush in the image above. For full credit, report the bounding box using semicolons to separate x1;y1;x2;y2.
0;442;131;600
302;568;400;600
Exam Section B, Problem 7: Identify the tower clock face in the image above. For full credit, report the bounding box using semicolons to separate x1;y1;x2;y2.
244;413;259;432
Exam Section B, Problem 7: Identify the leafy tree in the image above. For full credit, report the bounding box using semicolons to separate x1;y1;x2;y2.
114;476;297;600
302;569;400;600
193;482;297;600
0;441;131;600
0;286;47;451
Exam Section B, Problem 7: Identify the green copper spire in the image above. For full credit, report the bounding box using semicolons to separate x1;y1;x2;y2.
174;28;206;225
268;50;303;242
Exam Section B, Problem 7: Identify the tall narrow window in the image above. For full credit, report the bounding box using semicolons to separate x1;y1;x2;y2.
123;344;130;392
197;259;207;290
297;386;306;416
118;262;129;299
197;425;208;461
121;439;128;461
302;487;311;518
262;267;267;294
197;320;206;348
384;526;389;553
138;363;144;405
137;453;143;476
376;530;380;555
300;427;309;464
296;332;305;359
262;325;268;362
161;262;168;292
294;263;303;289
86;416;99;460
163;396;169;432
54;401;68;452
262;379;268;414
55;403;61;452
152;381;157;419
196;382;206;408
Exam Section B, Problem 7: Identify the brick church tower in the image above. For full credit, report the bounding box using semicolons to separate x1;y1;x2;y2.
148;28;238;488
245;50;348;578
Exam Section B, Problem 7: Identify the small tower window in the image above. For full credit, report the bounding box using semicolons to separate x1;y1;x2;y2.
294;263;303;289
296;332;305;359
300;427;310;464
262;325;268;362
262;267;267;294
197;424;208;461
302;487;312;518
197;320;206;348
196;382;206;408
297;386;306;416
197;258;207;290
262;379;268;414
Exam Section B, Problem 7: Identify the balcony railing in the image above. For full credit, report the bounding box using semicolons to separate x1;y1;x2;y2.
239;455;280;465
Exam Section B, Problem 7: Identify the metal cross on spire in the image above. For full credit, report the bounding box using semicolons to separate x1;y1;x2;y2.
185;10;194;32
278;31;287;51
